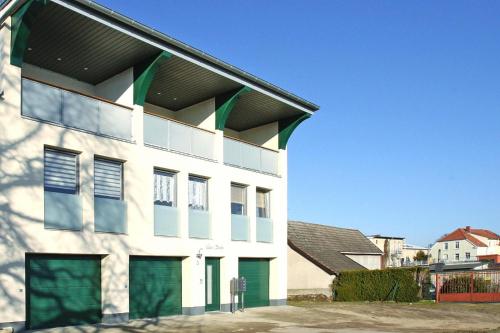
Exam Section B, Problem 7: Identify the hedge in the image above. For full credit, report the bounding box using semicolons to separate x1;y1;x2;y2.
332;267;428;302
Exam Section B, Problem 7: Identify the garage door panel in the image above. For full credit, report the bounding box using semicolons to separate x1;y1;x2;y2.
129;257;182;319
239;258;270;308
27;255;102;330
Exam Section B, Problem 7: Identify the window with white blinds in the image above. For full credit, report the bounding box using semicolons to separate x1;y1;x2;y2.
188;176;208;210
256;189;270;218
231;184;246;215
154;169;176;206
94;158;123;199
44;149;78;194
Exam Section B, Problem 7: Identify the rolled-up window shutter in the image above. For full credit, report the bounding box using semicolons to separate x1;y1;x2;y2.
44;149;78;193
94;159;122;199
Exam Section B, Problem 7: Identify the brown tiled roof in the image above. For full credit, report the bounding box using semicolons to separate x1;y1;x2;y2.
470;229;500;240
288;221;383;275
437;228;487;247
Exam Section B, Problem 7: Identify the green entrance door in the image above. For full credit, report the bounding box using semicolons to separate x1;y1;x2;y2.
205;258;220;311
129;256;182;319
238;258;270;308
26;254;102;330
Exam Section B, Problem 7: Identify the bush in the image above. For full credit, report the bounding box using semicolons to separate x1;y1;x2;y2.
332;267;428;302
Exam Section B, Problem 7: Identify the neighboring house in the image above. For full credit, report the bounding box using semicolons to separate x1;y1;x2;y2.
367;235;405;268
429;226;500;265
0;0;319;330
402;243;430;266
288;221;383;297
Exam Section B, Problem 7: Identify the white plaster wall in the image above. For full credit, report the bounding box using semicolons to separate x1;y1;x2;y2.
175;98;215;132
239;122;279;151
345;254;381;270
287;246;333;291
95;68;133;106
0;19;289;324
22;63;96;95
430;240;479;263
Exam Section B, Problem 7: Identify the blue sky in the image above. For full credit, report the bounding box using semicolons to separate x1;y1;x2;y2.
97;0;500;246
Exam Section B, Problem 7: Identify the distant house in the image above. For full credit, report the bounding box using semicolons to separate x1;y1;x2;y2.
287;221;383;297
367;235;405;268
429;226;499;266
402;244;430;266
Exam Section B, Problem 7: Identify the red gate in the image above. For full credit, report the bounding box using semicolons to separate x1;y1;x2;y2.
436;271;500;303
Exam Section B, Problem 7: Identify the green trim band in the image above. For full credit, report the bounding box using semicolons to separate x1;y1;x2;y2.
278;113;310;149
133;51;172;106
215;86;251;130
10;0;48;67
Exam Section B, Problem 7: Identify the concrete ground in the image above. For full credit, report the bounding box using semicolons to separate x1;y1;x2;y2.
34;302;500;333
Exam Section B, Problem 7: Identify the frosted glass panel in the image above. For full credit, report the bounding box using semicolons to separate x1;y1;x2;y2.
94;197;126;233
223;137;279;175
189;209;210;239
22;79;61;122
256;218;273;243
44;191;82;230
231;214;249;241
62;90;99;132
144;113;169;147
99;102;132;140
169;121;191;153
143;113;215;160
154;205;179;237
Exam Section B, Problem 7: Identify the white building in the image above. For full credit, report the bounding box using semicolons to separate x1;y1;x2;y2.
367;235;405;268
429;226;500;264
402;244;430;266
0;0;318;330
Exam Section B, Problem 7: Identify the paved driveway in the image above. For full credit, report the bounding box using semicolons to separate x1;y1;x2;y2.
35;302;500;333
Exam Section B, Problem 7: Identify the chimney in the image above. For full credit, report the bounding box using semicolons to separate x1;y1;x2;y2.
465;226;471;232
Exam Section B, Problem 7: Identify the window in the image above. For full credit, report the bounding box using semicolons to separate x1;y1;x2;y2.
231;184;246;215
94;158;123;199
154;169;176;206
466;252;471;260
443;254;448;260
455;241;460;249
189;176;208;210
256;188;270;218
44;148;78;194
444;243;448;250
455;253;460;261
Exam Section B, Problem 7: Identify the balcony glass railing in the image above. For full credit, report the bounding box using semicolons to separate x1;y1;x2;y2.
94;197;127;234
231;214;249;241
223;137;278;175
189;209;211;239
144;113;215;160
256;217;273;243
154;205;179;237
22;78;133;141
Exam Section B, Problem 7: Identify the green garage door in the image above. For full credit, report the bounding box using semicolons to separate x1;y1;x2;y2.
238;258;270;308
129;256;182;319
26;255;102;330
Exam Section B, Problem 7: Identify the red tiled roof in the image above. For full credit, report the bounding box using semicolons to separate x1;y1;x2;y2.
437;228;487;247
470;229;500;240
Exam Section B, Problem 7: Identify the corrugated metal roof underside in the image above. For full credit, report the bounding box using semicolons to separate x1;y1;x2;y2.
24;2;159;84
21;1;311;130
146;57;241;110
227;91;304;131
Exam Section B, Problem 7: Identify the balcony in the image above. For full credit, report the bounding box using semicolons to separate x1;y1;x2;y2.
223;137;279;175
22;78;133;141
94;197;127;234
189;209;211;239
144;113;215;160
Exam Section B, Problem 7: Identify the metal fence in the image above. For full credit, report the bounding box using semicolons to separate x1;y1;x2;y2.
436;270;500;302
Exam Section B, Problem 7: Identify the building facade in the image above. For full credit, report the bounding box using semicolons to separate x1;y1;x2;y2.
367;235;405;268
429;226;500;264
401;244;430;266
0;0;318;330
